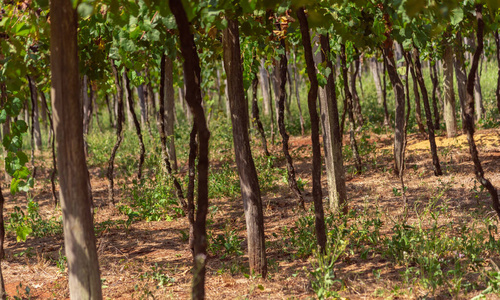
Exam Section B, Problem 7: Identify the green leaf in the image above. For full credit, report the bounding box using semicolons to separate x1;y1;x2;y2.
16;224;32;242
0;110;7;124
77;2;94;18
450;7;463;26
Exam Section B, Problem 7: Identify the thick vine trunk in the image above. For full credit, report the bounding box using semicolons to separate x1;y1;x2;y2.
464;5;500;219
27;76;40;178
409;58;426;134
442;43;458;138
381;13;405;177
351;51;364;127
251;76;270;157
123;69;145;180
319;34;347;213
223;17;267;277
50;1;102;297
164;57;178;171
259;60;271;116
30;78;42;150
340;44;362;173
413;48;443;176
158;55;186;209
40;91;58;206
105;94;114;128
276;32;305;209
107;60;125;204
137;84;147;129
292;48;305;135
297;7;327;253
454;31;468;130
370;56;384;105
381;52;390;126
170;1;211;298
187;123;197;253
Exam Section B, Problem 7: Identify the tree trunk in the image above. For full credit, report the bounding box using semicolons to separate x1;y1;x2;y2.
430;66;441;131
442;42;458;138
370;56;384;105
319;34;347;213
137;84;147;129
454;31;468;130
187;123;197;253
27;76;40;178
223;17;267;277
105;94;114;128
164;57;178;172
123;69;145;180
463;5;500;219
292;48;305;135
259;60;271;116
297;7;327;253
382;52;390;126
406;52;426;134
158;54;187;217
340;44;362;173
170;1;211;298
350;51;364;128
268;71;276;145
495;30;500;116
82;75;93;136
251;76;270;157
381;14;405;177
40;91;58;206
413;48;443;176
107;60;125;204
276;28;305;209
50;0;102;297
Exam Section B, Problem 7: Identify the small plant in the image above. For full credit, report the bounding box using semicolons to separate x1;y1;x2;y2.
209;227;244;259
309;239;347;299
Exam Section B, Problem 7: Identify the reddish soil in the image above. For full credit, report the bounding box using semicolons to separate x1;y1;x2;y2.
2;128;500;299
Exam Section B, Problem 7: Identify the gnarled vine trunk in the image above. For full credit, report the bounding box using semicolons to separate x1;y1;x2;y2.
50;0;102;297
222;16;267;277
297;7;327;253
463;5;500;219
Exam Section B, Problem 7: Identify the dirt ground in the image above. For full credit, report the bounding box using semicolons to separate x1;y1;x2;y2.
2;128;500;299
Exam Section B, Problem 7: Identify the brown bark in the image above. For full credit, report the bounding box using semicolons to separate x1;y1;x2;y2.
107;60;125;205
297;7;327;253
407;52;425;134
340;44;362;173
413;48;443;176
158;55;187;210
276;30;305;209
187;123;197;254
223;16;267;277
463;5;500;219
442;42;458;138
319;34;347;213
169;1;211;298
351;49;364;127
251;76;270;157
381;12;405;177
123;69;145;180
291;48;305;136
164;57;178;171
40;91;58;206
50;0;102;297
454;31;467;131
381;52;390;126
